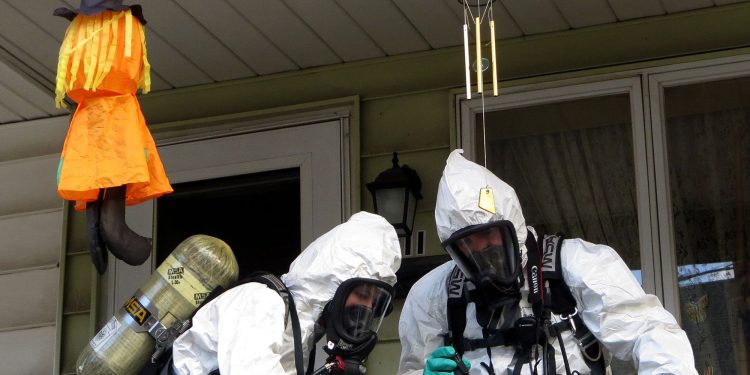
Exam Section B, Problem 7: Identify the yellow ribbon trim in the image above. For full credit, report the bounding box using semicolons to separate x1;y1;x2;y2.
125;11;132;58
139;25;151;93
55;10;153;107
55;17;80;108
83;13;100;90
96;13;119;90
92;13;110;90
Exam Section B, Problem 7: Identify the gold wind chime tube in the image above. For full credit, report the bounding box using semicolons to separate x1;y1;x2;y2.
490;20;498;96
475;16;482;94
463;24;471;100
462;1;499;99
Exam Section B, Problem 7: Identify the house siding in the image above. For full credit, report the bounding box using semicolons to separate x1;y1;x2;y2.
0;117;67;375
53;4;750;375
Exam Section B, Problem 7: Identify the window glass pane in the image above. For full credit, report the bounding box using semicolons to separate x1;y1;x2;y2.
664;76;750;375
478;93;640;374
477;93;641;270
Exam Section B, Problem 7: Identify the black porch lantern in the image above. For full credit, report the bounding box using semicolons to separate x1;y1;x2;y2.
366;152;422;237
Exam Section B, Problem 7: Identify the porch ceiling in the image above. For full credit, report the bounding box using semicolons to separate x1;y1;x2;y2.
0;0;747;125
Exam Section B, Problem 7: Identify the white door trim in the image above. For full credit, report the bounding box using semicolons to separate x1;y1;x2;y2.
101;112;352;321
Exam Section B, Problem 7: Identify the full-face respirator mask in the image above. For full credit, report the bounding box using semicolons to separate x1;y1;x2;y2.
314;278;394;375
442;220;522;295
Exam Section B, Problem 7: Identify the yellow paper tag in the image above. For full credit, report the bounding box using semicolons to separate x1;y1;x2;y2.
478;187;496;214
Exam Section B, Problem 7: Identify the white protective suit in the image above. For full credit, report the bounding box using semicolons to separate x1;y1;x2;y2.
172;211;401;375
397;149;697;375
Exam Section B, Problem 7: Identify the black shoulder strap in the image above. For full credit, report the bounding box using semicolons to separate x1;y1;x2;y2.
529;234;607;375
245;272;306;375
525;229;544;317
445;265;468;355
538;234;577;315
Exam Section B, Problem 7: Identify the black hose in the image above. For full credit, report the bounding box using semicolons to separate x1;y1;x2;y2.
100;185;152;265
86;191;107;274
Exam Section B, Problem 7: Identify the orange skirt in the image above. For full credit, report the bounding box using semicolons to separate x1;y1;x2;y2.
57;94;172;208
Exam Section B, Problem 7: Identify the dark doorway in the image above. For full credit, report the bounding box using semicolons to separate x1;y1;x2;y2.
156;168;301;279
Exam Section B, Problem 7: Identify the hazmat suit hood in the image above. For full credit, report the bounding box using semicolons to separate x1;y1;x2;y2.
171;211;401;374
278;211;402;367
435;149;527;250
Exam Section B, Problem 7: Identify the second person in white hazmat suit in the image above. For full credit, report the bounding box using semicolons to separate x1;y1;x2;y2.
397;150;697;375
171;211;402;375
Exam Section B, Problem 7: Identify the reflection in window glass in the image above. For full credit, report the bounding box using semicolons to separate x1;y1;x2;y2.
665;76;750;375
477;93;640;269
478;93;640;374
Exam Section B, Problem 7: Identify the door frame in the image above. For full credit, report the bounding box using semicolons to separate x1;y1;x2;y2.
100;103;357;321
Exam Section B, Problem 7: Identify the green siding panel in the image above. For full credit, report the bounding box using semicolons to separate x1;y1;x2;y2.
65;209;86;255
63;254;93;314
361;91;451;156
60;313;90;375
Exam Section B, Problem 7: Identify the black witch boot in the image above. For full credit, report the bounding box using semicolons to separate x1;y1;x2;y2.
100;185;152;265
86;191;108;274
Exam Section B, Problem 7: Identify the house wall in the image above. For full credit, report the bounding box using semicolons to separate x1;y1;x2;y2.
0;117;67;374
56;4;750;374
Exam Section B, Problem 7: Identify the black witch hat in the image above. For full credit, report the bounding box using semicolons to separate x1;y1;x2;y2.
54;0;146;25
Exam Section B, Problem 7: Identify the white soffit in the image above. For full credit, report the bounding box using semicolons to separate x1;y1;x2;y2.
501;0;571;34
607;0;666;20
0;0;748;125
553;0;618;28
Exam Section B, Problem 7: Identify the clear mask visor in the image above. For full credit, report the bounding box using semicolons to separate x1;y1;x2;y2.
342;283;393;340
445;223;519;284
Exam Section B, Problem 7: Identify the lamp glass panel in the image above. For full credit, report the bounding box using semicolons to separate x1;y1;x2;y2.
375;187;407;225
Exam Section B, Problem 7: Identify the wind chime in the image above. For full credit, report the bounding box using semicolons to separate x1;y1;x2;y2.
461;0;499;100
460;0;500;214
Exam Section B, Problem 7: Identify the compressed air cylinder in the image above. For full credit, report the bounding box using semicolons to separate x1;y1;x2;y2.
76;234;239;375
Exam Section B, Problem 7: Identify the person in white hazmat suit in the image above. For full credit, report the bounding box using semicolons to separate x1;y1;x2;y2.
171;211;401;375
397;149;697;375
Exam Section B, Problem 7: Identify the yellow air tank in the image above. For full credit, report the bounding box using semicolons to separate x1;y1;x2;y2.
76;234;239;375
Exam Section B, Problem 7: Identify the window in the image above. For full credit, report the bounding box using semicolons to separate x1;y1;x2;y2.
654;71;750;375
459;58;750;375
459;78;653;290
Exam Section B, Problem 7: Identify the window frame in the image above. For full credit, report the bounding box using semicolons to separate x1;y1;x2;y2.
457;55;750;319
648;59;750;321
99;108;355;323
457;76;657;297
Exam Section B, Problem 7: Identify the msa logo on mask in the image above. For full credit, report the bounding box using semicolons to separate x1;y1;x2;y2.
448;267;465;298
541;236;560;273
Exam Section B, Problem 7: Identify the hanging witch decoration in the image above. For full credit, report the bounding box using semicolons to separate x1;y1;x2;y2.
460;0;500;213
53;0;173;274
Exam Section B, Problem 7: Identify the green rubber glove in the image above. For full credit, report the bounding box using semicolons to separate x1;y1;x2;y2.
424;346;471;375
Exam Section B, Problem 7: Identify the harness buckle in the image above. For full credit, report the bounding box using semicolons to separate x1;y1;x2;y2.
575;331;603;362
560;307;578;334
